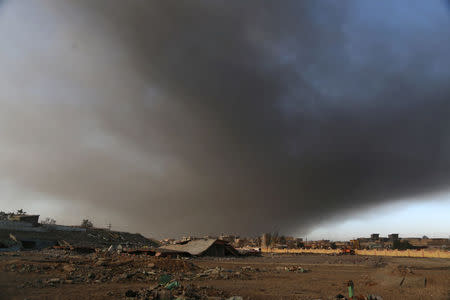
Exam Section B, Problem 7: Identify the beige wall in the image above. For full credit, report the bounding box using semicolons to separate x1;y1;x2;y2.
261;247;450;258
262;248;341;254
355;248;450;258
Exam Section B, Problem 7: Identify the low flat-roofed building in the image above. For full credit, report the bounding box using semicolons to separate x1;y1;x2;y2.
370;233;380;241
388;234;399;240
8;215;40;226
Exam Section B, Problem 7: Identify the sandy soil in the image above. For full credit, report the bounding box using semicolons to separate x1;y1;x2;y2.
0;251;449;300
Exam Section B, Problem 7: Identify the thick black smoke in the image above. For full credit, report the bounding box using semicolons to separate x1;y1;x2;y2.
0;0;449;237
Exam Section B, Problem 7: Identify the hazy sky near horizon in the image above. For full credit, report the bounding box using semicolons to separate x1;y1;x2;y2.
307;194;450;241
0;180;449;240
1;1;450;238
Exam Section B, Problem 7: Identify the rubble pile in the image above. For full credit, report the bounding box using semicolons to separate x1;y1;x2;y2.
151;258;198;273
77;229;160;248
5;253;201;288
3;250;263;292
2;251;247;299
0;227;159;250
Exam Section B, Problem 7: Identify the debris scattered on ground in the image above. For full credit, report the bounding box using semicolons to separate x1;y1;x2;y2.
159;274;173;285
2;250;203;288
194;266;254;280
275;265;310;273
122;283;232;299
1;250;447;299
165;280;180;290
284;265;309;273
393;264;414;276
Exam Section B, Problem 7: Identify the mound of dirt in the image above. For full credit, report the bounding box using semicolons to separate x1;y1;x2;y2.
152;257;198;273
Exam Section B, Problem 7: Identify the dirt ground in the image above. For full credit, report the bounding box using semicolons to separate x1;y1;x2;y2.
0;250;449;300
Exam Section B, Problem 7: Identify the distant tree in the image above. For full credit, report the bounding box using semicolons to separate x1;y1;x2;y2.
422;235;429;239
16;209;26;215
393;240;414;250
81;219;93;228
262;232;282;249
278;235;287;245
271;231;279;247
330;242;337;249
255;236;262;247
41;217;56;225
296;241;305;248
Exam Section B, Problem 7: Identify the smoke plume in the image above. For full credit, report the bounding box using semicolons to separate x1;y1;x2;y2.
0;0;449;237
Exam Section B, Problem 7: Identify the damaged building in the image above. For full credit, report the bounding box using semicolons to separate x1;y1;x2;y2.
160;239;239;257
0;214;159;252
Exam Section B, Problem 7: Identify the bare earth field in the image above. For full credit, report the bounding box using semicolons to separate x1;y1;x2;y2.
0;251;449;300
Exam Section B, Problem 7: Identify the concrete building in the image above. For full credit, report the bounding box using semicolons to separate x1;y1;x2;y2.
370;233;380;241
388;233;399;241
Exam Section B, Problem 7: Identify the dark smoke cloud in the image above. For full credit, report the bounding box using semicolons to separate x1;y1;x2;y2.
0;0;449;237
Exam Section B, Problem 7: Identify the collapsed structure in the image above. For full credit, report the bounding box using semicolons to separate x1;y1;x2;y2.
160;239;239;257
0;213;241;257
0;214;159;251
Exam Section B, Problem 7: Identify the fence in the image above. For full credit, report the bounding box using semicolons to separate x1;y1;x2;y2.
261;247;450;258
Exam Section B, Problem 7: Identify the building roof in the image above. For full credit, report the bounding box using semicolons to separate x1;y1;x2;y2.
160;239;232;256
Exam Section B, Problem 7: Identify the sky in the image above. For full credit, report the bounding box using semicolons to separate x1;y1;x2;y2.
307;195;450;241
0;0;449;240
